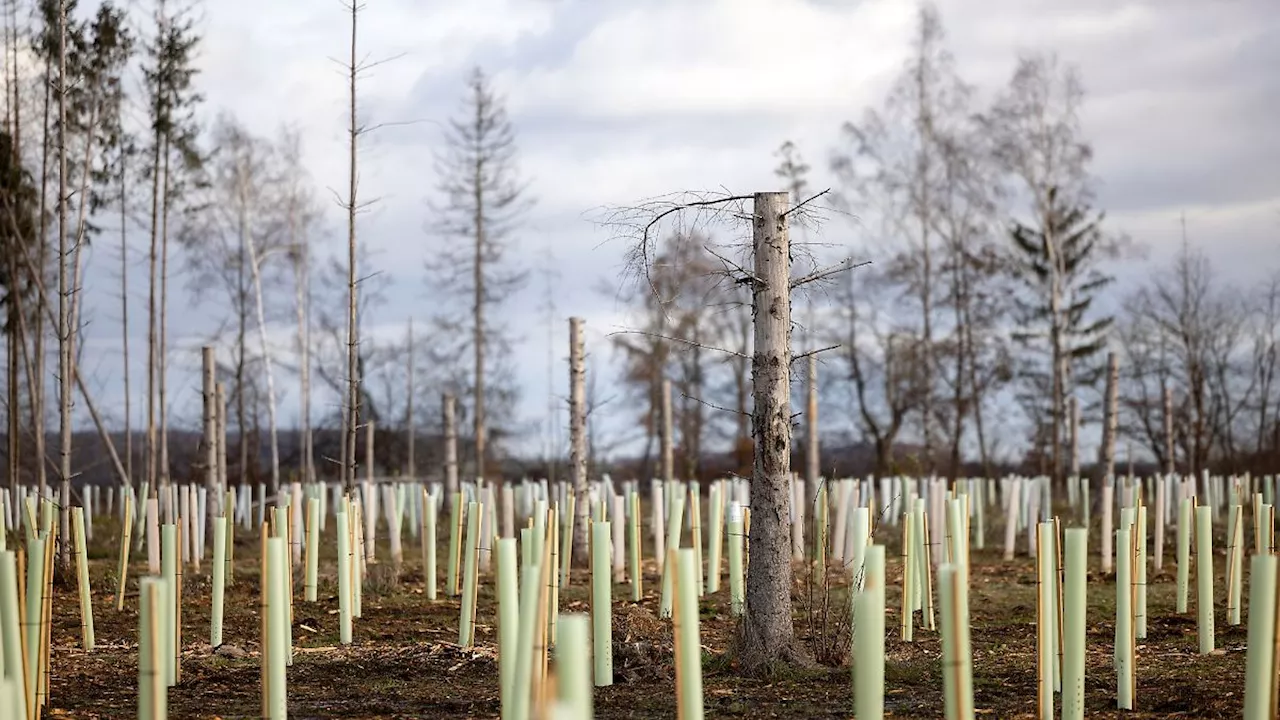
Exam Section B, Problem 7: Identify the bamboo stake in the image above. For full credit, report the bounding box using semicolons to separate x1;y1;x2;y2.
116;493;133;611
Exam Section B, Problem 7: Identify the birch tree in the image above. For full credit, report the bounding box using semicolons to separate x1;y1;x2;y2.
980;53;1117;485
831;4;971;471
178;115;287;497
277;126;321;485
426;67;532;483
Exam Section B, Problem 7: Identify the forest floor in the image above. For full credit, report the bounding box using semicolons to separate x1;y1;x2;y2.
32;514;1248;719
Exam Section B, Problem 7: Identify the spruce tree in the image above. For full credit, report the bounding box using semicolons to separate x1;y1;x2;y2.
1007;186;1114;456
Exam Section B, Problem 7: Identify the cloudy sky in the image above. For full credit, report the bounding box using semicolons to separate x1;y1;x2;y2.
73;0;1279;460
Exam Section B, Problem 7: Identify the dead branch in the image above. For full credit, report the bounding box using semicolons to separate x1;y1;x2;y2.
791;259;871;290
792;344;842;363
605;328;747;359
679;391;750;417
780;188;831;219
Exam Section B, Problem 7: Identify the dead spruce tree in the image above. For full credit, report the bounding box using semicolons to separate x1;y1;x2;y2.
607;189;857;674
426;67;532;484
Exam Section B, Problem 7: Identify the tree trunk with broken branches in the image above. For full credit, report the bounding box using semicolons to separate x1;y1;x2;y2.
739;191;810;672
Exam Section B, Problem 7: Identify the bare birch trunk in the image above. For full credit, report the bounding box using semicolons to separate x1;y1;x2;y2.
56;0;72;569
805;354;818;495
443;393;458;497
406;319;414;478
34;56;50;503
291;212;313;485
158;134;172;493
243;188;280;498
660;378;673;483
202;347;218;522
739;191;808;671
120;148;132;492
1100;351;1119;481
343;0;360;496
145;59;160;501
569;317;588;565
216;382;227;497
1068;395;1079;478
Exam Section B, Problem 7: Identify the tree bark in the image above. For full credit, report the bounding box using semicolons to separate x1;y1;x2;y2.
291;214;313;486
806;354;818;494
406;319;415;478
660;378;674;484
738;191;809;672
243;178;281;498
1163;386;1175;476
443;393;458;497
56;0;72;569
1067;395;1079;478
343;0;360;495
202;347;219;522
120;145;132;493
569;317;588;565
1100;351;1119;481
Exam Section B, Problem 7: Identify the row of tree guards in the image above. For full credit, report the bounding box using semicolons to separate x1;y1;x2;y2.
4;467;1280;717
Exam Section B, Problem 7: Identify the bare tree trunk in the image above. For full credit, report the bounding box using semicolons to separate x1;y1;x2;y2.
158;133;172;494
34;55;50;503
202;347;218;522
473;193;486;485
5;303;17;494
660;378;673;483
1163;386;1175;476
120;145;132;492
739;191;808;672
443;393;458;497
469;86;490;486
243;179;280;497
569;317;588;564
145;56;160;501
292;238;312;484
1100;351;1119;481
236;251;247;490
56;0;72;569
343;0;360;496
215;381;226;497
406;319;414;478
1067;395;1079;478
5;28;20;492
805;354;818;493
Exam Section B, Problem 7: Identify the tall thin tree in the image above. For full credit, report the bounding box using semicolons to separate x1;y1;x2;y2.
426;67;532;483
